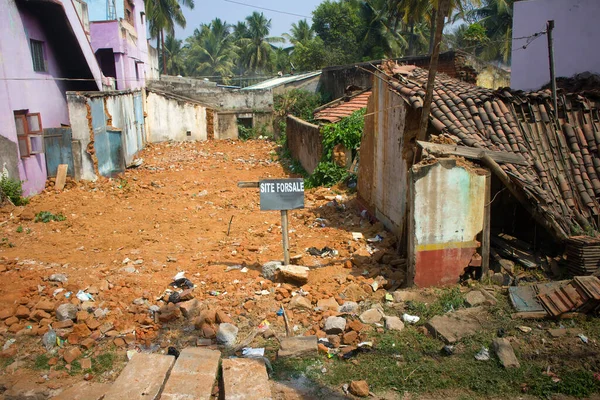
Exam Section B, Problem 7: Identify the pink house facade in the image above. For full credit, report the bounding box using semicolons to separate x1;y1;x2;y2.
0;0;104;195
85;0;157;90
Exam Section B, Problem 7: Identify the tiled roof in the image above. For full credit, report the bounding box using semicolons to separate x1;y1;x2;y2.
384;63;600;240
314;91;371;123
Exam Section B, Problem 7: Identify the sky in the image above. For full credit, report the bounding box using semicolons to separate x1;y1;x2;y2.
174;0;324;40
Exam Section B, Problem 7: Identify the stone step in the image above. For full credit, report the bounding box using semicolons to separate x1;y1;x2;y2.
103;353;175;400
161;347;221;400
221;358;272;400
52;382;110;400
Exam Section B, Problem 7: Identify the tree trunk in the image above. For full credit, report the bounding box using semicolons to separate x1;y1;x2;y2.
408;21;415;56
157;36;161;77
161;30;167;75
429;9;437;55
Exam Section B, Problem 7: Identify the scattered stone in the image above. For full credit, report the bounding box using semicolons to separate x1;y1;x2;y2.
52;382;109;400
215;310;232;324
64;347;82;364
327;335;341;348
278;336;318;358
161;348;221;400
80;358;92;370
262;261;282;280
347;320;364;332
491;273;511;286
324;316;346;334
339;301;358;313
86;319;101;330
342;283;368;301
222;358;272;400
479;288;498;306
493;338;520;368
359;308;383;324
277;265;309;285
392;290;421;303
289;295;312;310
80;338;96;350
54;319;74;329
56;303;78;321
426;307;487;344
178;299;200;319
343;331;358;344
76;311;89;322
548;328;567;338
216;323;238;347
159;305;181;322
317;297;339;311
0;309;12;320
103;354;175;400
465;291;486;307
31;310;51;321
384;316;405;331
36;300;55;312
15;305;30;319
72;323;92;338
49;274;68;283
499;259;515;274
349;380;369;397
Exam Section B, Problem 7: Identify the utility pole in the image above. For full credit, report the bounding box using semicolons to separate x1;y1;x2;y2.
546;20;558;115
416;0;450;149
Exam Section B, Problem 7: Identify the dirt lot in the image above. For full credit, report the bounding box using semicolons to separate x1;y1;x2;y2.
0;140;599;399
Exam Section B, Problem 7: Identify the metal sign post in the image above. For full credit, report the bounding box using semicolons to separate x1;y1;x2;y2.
238;178;304;265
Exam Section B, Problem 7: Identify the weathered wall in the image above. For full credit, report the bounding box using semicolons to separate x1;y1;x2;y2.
214;113;238;140
272;75;321;96
0;137;19;181
512;0;600;90
357;73;419;239
408;159;488;287
146;91;208;142
66;93;96;181
286;115;322;174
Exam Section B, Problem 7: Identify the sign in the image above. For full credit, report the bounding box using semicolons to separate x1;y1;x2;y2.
259;178;304;211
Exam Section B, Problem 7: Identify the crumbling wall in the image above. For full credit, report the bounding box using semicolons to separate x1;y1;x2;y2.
357;73;410;238
146;91;208;142
408;159;489;287
214;113;238;140
286;115;322;174
0;136;19;182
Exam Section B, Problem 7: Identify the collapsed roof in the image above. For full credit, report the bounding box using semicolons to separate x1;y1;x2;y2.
382;62;600;241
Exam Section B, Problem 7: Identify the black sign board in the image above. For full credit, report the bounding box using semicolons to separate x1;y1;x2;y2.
259;178;305;211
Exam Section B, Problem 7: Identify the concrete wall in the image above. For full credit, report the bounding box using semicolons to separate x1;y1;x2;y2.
214;114;238;140
512;0;600;90
408;159;488;287
146;91;208;142
357;73;420;239
0;0;102;195
0;137;19;182
286;115;322;174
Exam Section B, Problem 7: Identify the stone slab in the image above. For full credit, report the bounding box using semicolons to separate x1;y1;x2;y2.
52;382;110;400
492;338;520;368
161;347;221;400
425;307;486;344
103;353;175;400
222;358;272;400
278;336;318;358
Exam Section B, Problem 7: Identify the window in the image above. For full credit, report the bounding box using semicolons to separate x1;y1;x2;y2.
30;40;46;72
124;0;134;26
14;112;44;158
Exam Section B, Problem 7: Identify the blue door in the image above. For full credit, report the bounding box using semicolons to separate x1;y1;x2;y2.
89;98;125;177
133;92;145;152
44;128;74;177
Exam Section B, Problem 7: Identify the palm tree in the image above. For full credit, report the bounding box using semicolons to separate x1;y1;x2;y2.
240;12;283;74
286;20;314;44
163;35;185;75
146;0;194;74
186;19;237;83
472;0;514;63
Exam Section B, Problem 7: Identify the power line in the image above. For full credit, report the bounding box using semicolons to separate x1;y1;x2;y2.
222;0;312;19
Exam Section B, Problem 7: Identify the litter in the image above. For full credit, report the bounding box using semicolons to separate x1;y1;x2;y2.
42;329;56;351
76;291;94;302
352;232;364;241
474;347;490;361
242;348;265;357
240;267;249;273
578;333;589;344
209;291;220;296
385;293;394;302
173;271;186;280
402;313;420;324
3;339;15;351
517;326;532;333
442;345;454;356
276;307;284;317
168;292;181;304
126;350;138;360
53;288;64;297
367;234;384;243
258;320;270;331
169;278;194;289
307;247;338;257
225;265;242;272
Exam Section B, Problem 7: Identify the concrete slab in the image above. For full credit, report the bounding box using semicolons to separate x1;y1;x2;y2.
492;338;520;368
278;336;317;358
222;358;272;400
103;353;175;400
425;306;487;344
52;382;110;400
161;347;221;400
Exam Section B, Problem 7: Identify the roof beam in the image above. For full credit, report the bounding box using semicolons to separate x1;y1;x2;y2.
417;141;528;166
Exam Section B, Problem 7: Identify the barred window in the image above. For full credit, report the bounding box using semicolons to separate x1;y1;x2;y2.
30;39;46;72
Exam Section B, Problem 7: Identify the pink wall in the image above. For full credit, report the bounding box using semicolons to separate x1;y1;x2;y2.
512;0;600;90
0;0;103;195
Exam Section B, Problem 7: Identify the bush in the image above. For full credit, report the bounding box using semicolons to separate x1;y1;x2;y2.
0;176;28;206
306;161;349;188
321;109;365;160
238;124;270;141
274;89;323;142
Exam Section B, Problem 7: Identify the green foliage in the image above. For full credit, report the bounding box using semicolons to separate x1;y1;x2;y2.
321;109;365;160
273;89;323;142
405;286;466;322
34;354;50;370
16;226;23;233
291;37;328;71
306;162;348;188
238;123;270;141
0;176;28;206
34;211;66;223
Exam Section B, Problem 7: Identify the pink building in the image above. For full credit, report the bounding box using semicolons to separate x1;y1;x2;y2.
0;0;104;195
85;0;158;90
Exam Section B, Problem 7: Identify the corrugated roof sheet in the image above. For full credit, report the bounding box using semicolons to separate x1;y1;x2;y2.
242;71;322;90
384;63;600;240
314;91;371;123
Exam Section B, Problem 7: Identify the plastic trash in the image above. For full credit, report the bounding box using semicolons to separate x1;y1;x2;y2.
3;339;15;351
167;347;180;358
475;347;490;361
517;326;532;333
578;333;589;344
367;234;384;243
257;320;270;331
209;290;220;296
76;290;94;302
43;329;56;351
385;293;394;302
276;307;284;317
173;271;186;280
402;313;420;324
168;292;181;304
242;348;265;357
351;232;364;241
169;278;194;289
442;345;454;356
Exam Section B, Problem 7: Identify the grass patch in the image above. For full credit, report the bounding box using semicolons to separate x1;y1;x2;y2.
92;351;115;375
16;225;23;233
34;353;51;370
34;211;66;223
405;287;466;323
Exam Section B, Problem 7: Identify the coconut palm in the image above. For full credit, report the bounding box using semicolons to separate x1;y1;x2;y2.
239;12;284;74
472;0;514;63
285;20;314;44
186;19;237;83
146;0;194;74
163;35;186;75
